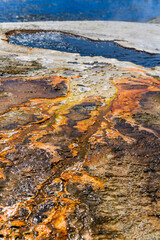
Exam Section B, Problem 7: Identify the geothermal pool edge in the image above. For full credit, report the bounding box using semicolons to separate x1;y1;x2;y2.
0;21;160;55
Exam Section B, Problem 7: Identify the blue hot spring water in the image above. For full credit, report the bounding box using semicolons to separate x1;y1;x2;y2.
0;0;160;23
9;32;160;68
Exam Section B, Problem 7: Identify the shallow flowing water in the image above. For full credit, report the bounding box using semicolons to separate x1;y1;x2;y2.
10;32;160;68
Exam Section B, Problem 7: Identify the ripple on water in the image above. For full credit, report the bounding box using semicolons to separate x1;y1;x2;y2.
1;0;160;22
9;32;160;68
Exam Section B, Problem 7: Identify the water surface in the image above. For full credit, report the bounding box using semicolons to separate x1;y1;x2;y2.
9;32;160;68
0;0;160;22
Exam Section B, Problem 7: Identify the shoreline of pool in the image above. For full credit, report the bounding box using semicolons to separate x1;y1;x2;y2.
0;21;160;55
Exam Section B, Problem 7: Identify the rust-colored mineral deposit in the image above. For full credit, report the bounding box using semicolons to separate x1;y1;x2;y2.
0;65;160;240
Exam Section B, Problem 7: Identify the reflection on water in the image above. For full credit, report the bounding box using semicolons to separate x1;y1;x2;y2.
0;0;160;22
9;32;160;68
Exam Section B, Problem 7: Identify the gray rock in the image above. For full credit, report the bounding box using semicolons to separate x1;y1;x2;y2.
148;17;160;24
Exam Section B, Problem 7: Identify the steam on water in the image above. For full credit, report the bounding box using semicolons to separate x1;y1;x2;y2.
0;0;160;22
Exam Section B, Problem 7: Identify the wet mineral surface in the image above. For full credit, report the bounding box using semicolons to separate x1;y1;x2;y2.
0;22;160;240
9;32;160;68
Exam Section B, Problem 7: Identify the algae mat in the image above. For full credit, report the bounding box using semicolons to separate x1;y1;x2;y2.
0;22;160;240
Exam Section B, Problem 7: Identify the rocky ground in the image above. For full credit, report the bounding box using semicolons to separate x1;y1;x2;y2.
0;21;159;240
148;17;160;24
